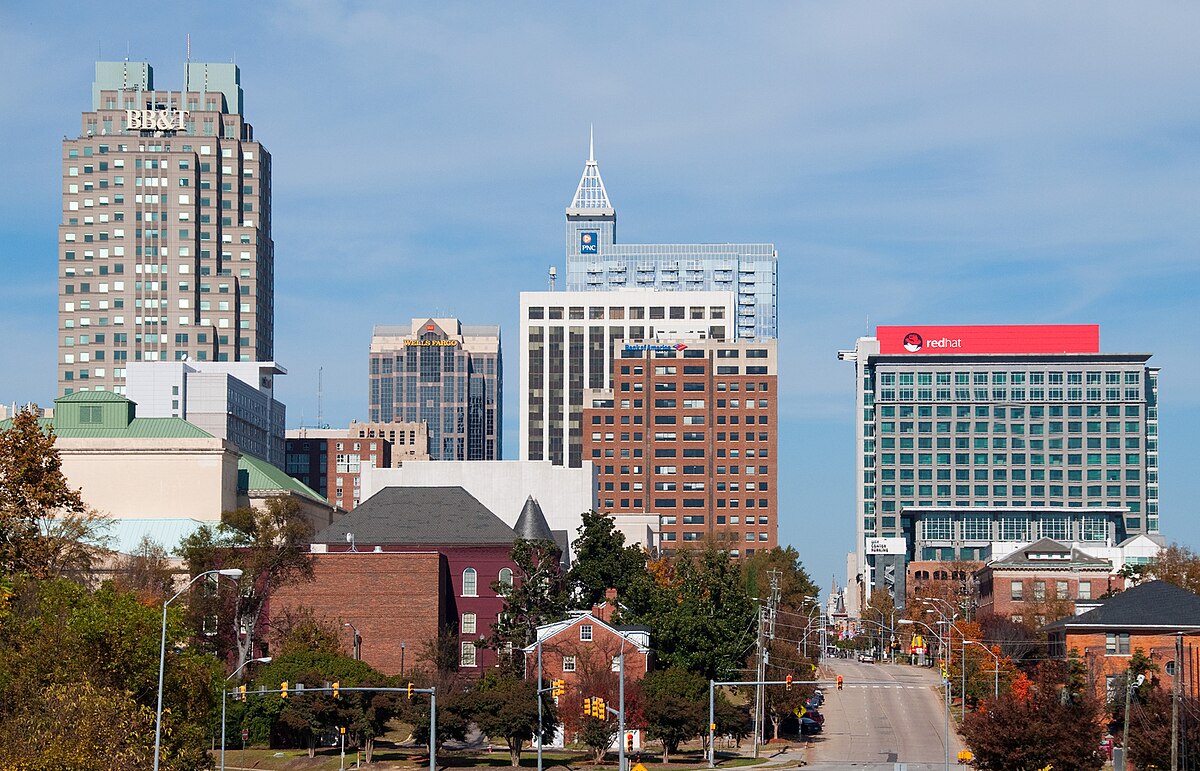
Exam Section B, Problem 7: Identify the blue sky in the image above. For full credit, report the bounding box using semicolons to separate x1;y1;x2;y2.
2;2;1197;594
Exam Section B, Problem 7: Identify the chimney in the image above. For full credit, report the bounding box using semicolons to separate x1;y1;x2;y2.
593;588;619;624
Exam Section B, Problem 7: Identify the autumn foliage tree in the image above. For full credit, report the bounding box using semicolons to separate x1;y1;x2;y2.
961;656;1104;771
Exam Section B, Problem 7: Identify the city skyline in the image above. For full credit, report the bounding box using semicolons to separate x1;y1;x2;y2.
1;3;1197;591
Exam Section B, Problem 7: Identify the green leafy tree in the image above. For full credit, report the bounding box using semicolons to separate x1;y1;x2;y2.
468;670;556;766
630;547;754;680
179;497;315;671
743;546;819;614
567;510;648;610
641;667;709;762
0;407;108;580
490;538;567;664
960;657;1104;771
0;578;219;771
764;639;816;740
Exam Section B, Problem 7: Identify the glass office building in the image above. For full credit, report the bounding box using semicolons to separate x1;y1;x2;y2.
563;142;777;340
840;324;1159;602
368;319;501;461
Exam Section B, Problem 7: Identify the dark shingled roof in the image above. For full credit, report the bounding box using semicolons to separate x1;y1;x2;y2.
312;486;518;546
514;496;555;541
1043;580;1200;632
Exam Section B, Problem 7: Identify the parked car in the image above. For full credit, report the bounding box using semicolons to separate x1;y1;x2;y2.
858;653;874;663
800;717;823;735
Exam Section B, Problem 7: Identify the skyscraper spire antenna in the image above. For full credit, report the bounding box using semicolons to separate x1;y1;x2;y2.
589;124;594;163
567;126;613;215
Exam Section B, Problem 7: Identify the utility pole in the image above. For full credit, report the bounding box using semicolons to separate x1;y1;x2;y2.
1172;633;1182;771
751;571;781;760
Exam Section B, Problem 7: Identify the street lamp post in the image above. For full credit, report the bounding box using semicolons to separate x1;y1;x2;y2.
963;639;1001;701
865;605;896;663
221;656;272;771
901;618;950;771
344;622;361;660
154;568;243;771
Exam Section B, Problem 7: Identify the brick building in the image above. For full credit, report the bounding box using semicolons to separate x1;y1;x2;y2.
286;422;430;510
582;338;778;555
525;590;651;746
1044;581;1200;700
270;486;549;674
975;538;1117;624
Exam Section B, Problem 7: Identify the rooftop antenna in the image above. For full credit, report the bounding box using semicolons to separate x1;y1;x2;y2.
589;123;595;163
548;265;557;291
317;367;324;429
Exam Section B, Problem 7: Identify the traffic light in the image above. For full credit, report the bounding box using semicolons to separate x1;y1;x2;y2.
626;733;634;753
596;697;606;717
332;681;340;698
785;674;793;691
552;679;565;697
836;675;843;691
407;682;414;700
237;684;246;702
583;698;593;718
281;681;289;699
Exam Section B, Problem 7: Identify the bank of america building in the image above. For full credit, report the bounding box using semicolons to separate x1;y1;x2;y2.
840;325;1160;601
563;142;777;341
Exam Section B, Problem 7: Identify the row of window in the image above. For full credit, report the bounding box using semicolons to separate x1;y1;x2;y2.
461;567;513;597
529;306;727;321
1008;578;1095;602
878;371;1140;386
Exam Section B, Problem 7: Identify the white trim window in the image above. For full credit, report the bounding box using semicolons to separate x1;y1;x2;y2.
461;641;478;667
580;624;593;642
563;655;576;672
461;612;477;634
463;568;477;597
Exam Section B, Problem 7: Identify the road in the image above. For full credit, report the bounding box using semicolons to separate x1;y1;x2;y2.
803;658;965;771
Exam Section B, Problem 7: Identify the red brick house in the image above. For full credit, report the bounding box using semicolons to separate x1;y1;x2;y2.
271;486;546;674
524;591;651;746
975;538;1117;624
1044;580;1200;701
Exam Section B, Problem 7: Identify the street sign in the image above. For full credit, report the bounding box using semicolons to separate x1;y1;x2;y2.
241;728;249;742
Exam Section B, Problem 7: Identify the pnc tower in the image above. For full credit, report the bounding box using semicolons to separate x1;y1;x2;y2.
58;61;274;395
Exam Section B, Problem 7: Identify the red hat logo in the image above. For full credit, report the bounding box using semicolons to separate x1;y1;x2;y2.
903;332;923;352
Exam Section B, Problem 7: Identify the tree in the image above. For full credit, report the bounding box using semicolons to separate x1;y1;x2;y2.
960;657;1104;771
640;667;708;762
977;612;1044;666
567;510;647;610
469;670;555;766
490;538;567;662
109;536;177;601
742;546;818;614
629;547;754;681
0;407;108;580
763;638;816;740
1148;543;1200;594
0;577;219;771
178;496;315;671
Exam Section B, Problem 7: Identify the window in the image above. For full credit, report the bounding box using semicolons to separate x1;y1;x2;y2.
1010;580;1024;602
1056;580;1069;600
461;641;477;667
1033;581;1046;601
498;567;513;588
1105;632;1130;655
1078;581;1092;600
580;624;593;642
462;613;477;634
462;568;477;597
563;655;577;672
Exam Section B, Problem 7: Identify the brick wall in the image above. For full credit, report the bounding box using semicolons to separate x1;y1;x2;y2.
1065;631;1200;698
270;551;445;675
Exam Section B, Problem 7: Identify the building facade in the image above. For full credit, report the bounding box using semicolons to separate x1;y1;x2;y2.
840;325;1159;609
368;319;501;461
59;61;274;395
582;338;778;555
974;538;1116;623
125;360;286;467
520;289;734;468
563;142;777;340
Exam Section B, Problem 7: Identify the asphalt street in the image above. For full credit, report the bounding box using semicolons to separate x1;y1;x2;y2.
801;658;966;771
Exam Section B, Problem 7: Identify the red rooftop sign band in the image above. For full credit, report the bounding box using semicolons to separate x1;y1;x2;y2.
875;324;1101;355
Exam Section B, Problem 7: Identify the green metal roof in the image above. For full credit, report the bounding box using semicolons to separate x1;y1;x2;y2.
55;390;132;403
238;453;328;505
53;418;213;439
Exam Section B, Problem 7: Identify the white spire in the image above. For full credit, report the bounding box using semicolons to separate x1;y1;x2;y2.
567;128;613;215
